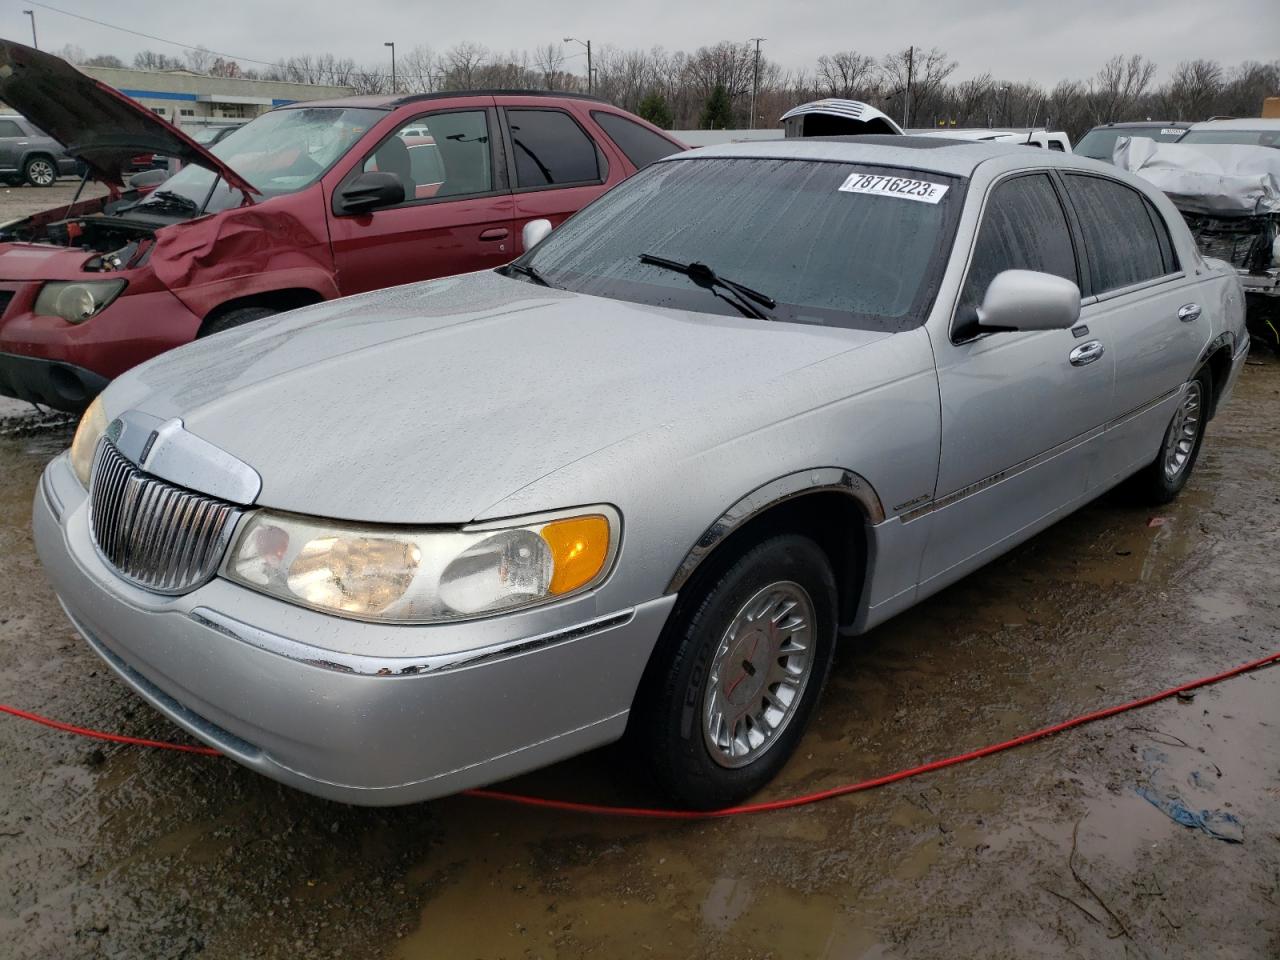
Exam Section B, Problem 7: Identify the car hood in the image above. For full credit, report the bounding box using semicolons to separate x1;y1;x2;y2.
0;40;254;194
111;271;889;524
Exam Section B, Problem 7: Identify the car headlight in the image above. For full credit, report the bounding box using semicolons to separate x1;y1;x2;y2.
225;507;619;623
34;280;126;324
69;395;106;488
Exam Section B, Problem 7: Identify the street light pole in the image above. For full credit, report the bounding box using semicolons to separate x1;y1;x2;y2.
749;37;765;130
384;42;396;94
22;9;37;49
564;37;591;94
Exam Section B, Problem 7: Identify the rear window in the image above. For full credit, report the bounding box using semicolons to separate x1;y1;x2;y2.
518;156;964;332
591;111;682;169
1075;126;1186;161
506;109;600;187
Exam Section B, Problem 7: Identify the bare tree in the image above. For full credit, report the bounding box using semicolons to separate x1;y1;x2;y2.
442;42;489;90
881;47;957;126
1088;54;1158;123
399;46;441;93
133;50;184;72
1161;59;1224;120
183;46;214;75
533;43;566;90
815;51;878;99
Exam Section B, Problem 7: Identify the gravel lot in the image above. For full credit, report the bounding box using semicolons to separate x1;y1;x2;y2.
0;180;1277;960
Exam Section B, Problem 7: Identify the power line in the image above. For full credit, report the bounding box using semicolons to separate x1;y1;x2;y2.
23;0;281;68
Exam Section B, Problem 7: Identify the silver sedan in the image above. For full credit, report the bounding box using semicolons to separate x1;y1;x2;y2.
34;137;1249;809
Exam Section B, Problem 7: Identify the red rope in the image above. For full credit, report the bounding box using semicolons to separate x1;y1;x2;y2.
3;649;1277;819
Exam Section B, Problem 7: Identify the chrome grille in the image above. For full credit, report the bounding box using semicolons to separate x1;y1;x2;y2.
89;440;243;594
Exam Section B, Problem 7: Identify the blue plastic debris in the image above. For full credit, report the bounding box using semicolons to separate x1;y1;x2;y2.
1135;785;1243;843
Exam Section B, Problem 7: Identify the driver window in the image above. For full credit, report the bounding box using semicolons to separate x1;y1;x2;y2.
956;174;1078;334
362;111;492;203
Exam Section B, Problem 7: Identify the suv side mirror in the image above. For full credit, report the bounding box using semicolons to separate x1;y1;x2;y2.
522;218;553;251
978;269;1081;332
334;172;406;216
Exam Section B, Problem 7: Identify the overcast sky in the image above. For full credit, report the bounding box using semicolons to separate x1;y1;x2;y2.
11;0;1280;84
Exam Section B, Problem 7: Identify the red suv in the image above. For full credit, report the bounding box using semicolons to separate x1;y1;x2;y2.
0;41;684;411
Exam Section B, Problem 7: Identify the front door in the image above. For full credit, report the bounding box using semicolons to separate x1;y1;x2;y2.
328;108;515;296
920;171;1115;586
0;117;26;174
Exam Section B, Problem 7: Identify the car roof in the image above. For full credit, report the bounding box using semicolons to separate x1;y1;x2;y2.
669;135;1060;177
1185;117;1280;131
1087;121;1190;129
285;89;611;111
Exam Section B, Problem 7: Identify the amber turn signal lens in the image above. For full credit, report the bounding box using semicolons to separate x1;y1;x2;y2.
541;515;611;595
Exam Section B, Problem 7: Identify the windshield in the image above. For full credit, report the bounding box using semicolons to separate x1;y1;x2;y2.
135;107;384;215
1075;126;1186;160
189;126;233;145
1179;128;1280;149
517;157;963;331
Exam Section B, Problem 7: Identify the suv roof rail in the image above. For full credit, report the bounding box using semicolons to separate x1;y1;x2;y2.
390;89;611;108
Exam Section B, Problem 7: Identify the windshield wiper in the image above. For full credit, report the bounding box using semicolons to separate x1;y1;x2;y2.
506;262;555;288
142;190;199;213
639;253;776;321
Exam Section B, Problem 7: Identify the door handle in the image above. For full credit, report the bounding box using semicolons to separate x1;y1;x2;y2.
1177;303;1201;323
1069;340;1105;367
479;228;509;241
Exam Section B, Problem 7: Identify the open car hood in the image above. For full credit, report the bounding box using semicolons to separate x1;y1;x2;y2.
0;39;256;194
780;99;905;138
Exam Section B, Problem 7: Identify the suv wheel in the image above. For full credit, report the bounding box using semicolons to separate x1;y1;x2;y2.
199;305;277;337
632;534;837;810
23;156;56;187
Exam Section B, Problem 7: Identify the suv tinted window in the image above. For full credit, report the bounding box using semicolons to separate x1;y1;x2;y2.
591;111;681;169
506;109;599;187
958;173;1077;327
1064;174;1168;293
0;119;24;138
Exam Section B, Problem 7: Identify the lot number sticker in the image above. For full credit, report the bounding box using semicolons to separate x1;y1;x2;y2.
838;173;949;203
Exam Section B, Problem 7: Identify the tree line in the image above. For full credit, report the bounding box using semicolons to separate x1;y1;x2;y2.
53;41;1279;141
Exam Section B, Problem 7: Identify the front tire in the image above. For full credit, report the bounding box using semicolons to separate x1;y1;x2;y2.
1134;366;1212;504
23;155;56;187
199;305;276;337
632;534;837;810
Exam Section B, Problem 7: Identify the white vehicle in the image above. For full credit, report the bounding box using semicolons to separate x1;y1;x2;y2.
914;128;1072;152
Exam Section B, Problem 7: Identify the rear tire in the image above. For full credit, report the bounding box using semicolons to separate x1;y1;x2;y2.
1132;366;1212;504
199;305;276;337
23;155;56;187
631;534;837;810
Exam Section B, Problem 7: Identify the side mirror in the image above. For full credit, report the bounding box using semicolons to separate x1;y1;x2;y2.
978;269;1081;332
334;171;405;215
522;218;553;251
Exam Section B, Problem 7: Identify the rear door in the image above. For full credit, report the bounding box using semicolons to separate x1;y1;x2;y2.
499;102;627;256
920;171;1114;585
327;104;515;295
1059;172;1209;482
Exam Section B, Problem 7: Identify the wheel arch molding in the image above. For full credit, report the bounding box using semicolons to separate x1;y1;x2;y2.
664;467;885;597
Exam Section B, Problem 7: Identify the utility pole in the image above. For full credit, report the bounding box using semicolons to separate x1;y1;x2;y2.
902;45;913;128
749;38;765;130
384;42;396;94
564;37;592;94
22;9;37;49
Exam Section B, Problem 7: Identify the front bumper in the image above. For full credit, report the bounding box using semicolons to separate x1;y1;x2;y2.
0;350;109;411
33;454;675;805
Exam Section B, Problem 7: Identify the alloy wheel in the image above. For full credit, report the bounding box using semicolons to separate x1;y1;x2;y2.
27;159;55;186
1162;380;1203;482
702;580;815;769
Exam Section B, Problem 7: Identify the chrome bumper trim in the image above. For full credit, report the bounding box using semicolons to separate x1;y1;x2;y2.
188;606;636;677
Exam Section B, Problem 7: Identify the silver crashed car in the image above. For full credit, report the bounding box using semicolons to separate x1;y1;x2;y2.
35;136;1249;809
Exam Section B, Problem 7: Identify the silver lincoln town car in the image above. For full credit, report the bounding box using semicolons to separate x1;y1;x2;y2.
35;136;1249;809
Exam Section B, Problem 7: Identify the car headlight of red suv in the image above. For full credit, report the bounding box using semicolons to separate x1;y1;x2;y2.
34;279;127;324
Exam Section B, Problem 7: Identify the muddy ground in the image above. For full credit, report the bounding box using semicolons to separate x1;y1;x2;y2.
1;357;1278;956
